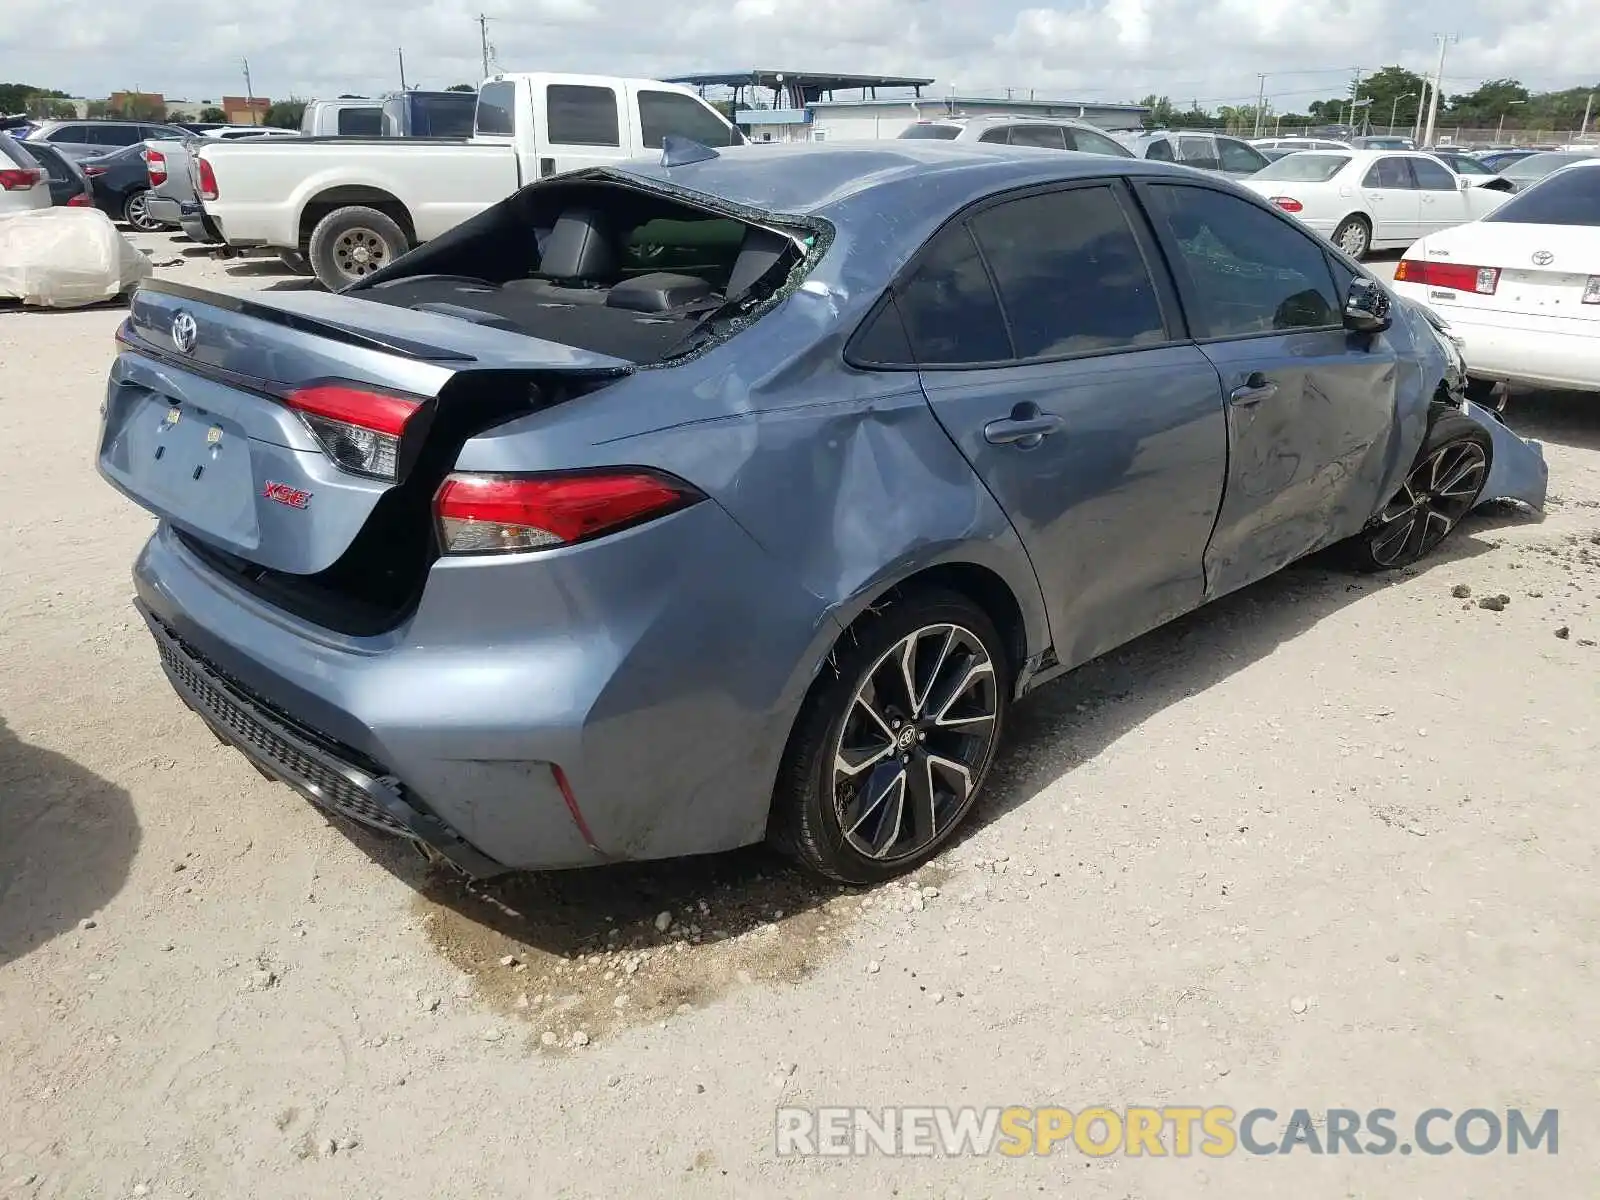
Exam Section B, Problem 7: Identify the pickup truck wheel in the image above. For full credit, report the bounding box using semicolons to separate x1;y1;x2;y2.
308;207;409;289
276;249;313;276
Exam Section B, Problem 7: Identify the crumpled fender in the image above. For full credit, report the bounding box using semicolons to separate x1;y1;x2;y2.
1462;398;1549;512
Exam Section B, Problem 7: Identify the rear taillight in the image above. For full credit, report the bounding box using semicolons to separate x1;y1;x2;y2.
147;150;167;184
284;383;425;481
1269;196;1303;212
1584;276;1600;305
433;471;703;556
67;191;91;206
83;164;107;178
1394;259;1499;295
196;156;218;200
0;167;41;191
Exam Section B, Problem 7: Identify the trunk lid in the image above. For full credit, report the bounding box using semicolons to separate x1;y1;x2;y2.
99;280;630;577
1414;223;1600;322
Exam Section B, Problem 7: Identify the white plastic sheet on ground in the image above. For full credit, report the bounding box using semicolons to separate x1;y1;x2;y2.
0;208;152;308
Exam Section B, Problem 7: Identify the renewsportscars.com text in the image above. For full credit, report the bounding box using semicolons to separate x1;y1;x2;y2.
775;1105;1559;1158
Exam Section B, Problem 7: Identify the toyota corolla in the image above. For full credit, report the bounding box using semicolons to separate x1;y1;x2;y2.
99;140;1520;885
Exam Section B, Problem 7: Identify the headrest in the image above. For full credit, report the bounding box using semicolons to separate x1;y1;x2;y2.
725;226;791;300
539;208;616;281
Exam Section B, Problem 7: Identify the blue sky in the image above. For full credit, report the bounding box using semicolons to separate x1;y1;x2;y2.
4;0;1596;109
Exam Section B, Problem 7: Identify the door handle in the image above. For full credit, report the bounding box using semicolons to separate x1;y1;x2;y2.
984;409;1066;447
1229;373;1279;407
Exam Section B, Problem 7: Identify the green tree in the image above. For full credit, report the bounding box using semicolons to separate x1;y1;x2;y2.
199;107;227;123
447;83;476;92
265;99;307;129
0;82;71;112
1138;93;1176;128
1444;78;1531;125
1356;65;1427;129
86;99;109;118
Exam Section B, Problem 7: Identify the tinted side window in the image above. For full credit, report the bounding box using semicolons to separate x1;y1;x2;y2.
475;81;516;136
1067;127;1131;157
895;223;1012;365
1145;184;1342;337
1363;157;1413;188
1144;137;1175;162
337;107;382;136
45;125;87;143
970;187;1167;358
1218;137;1267;173
1008;125;1066;150
637;90;735;148
546;85;620;146
978;127;1011;144
848;296;916;367
98;125;142;146
1411;156;1457;191
1177;136;1219;170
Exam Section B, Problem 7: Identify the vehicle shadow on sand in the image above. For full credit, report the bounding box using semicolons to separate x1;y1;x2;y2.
1506;390;1600;454
0;716;140;971
326;517;1510;966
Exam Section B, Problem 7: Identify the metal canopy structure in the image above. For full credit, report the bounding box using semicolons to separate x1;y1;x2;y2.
661;70;934;111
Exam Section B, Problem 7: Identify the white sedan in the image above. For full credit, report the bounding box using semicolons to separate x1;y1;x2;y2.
1391;160;1600;393
1238;149;1513;259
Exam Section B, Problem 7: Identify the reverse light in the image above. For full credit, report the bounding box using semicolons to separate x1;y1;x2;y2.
147;149;167;185
1268;196;1303;213
1394;258;1500;295
433;471;703;556
196;156;218;200
284;383;425;481
0;167;42;191
1584;276;1600;305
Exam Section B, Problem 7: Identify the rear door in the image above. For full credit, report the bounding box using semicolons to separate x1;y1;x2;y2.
1359;155;1422;243
1138;181;1402;597
532;81;626;178
1411;154;1472;234
1006;125;1068;151
633;86;740;150
895;181;1230;668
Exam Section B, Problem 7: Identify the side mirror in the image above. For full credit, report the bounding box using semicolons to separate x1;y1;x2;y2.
1343;276;1392;334
1460;175;1471;190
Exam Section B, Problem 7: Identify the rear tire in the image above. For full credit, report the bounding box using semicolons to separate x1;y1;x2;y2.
769;590;1010;885
307;206;409;290
122;188;162;232
1332;214;1371;260
1343;411;1493;572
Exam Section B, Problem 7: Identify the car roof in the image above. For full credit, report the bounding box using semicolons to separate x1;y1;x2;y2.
611;140;1209;217
911;114;1106;128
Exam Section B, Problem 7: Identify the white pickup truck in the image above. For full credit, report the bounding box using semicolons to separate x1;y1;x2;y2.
192;72;742;289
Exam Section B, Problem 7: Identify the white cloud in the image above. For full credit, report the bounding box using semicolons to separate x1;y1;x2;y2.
1;0;1595;114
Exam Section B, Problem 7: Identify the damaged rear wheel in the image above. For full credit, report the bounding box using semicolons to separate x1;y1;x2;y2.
1346;411;1492;571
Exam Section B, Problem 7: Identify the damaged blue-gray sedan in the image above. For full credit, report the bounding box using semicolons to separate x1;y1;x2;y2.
97;139;1547;886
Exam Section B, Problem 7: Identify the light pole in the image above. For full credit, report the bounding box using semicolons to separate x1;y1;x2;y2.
1390;92;1416;135
1423;33;1458;148
1497;99;1526;141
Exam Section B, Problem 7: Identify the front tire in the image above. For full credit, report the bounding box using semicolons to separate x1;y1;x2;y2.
1332;214;1371;260
1345;411;1493;571
770;591;1010;885
307;206;409;290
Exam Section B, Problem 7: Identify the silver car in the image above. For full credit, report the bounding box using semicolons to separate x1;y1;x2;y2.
897;115;1135;157
1115;130;1272;178
23;118;190;160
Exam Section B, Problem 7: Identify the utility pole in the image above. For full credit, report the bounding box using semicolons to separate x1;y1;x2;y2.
476;14;492;81
1581;92;1595;138
398;47;408;92
1413;78;1429;144
1422;33;1457;148
1343;68;1363;131
1252;73;1266;138
241;57;256;125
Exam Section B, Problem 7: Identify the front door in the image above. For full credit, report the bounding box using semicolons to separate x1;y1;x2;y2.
898;182;1230;668
1410;153;1472;235
1138;181;1403;598
1359;155;1423;244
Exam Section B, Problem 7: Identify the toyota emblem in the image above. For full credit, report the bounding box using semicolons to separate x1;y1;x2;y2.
1531;250;1555;267
171;310;198;353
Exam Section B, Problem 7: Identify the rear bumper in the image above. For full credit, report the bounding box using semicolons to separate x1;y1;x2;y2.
1393;288;1600;392
130;507;837;874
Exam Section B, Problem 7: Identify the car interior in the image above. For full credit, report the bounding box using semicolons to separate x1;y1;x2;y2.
355;180;808;364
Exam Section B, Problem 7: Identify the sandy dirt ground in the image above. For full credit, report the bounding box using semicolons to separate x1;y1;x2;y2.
1;231;1597;1200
